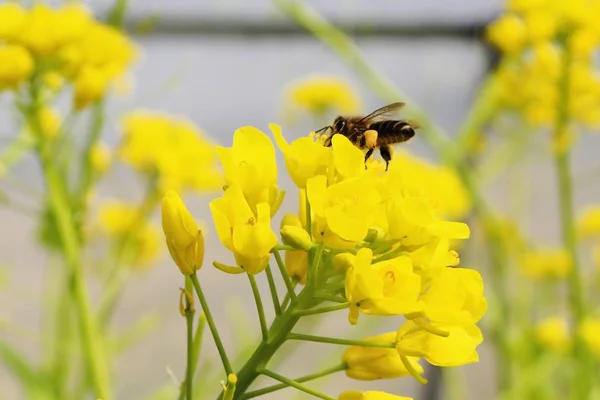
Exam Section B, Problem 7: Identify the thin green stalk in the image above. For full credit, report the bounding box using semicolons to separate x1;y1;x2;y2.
272;249;296;302
294;303;349;317
313;295;347;303
264;265;282;315
553;38;591;399
280;279;299;311
243;363;346;399
190;274;232;375
258;369;335;400
373;246;406;263
287;333;395;348
305;194;312;236
308;243;324;287
248;274;268;342
183;279;194;400
0;129;35;171
38;152;111;399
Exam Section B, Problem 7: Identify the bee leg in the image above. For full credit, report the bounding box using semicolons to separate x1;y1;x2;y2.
364;148;374;169
380;145;392;171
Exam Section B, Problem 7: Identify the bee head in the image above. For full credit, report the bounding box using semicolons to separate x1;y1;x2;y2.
333;116;346;133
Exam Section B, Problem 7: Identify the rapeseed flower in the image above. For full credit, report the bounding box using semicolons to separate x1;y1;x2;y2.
520;247;572;279
576;205;600;239
535;316;570;353
120;112;222;192
579;317;600;358
285;75;361;118
338;391;412;400
0;44;33;89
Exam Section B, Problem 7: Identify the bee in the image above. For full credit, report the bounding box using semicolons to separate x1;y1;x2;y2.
315;102;418;171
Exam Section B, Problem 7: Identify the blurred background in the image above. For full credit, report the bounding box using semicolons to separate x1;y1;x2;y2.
2;1;600;399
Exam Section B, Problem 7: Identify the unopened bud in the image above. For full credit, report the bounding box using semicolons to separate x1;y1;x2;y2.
333;252;355;271
281;225;313;251
162;191;204;275
280;213;303;230
364;228;384;242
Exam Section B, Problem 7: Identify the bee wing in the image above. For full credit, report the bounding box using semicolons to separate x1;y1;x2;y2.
357;102;405;124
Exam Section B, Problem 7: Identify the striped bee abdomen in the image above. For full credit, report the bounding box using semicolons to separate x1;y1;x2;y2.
369;120;416;145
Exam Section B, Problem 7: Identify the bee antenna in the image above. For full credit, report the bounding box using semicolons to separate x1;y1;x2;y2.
315;125;332;135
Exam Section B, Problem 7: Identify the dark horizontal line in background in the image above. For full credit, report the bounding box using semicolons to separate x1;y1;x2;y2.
126;16;489;39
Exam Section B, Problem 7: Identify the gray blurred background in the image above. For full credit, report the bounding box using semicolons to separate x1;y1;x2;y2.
2;1;600;399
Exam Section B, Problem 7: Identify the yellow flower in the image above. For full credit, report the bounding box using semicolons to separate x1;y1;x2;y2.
579;318;600;358
535;316;570;353
524;11;557;43
90;143;111;174
99;200;139;235
217;126;283;216
120;111;223;192
0;44;33;89
343;331;422;380
210;186;277;275
384;151;471;219
286;75;361;117
280;225;313;251
162;191;204;276
36;107;61;139
520;247;572;279
486;14;528;54
576;205;600;239
331;134;366;181
420;268;487;326
387;195;470;247
345;248;421;324
396;320;482;367
0;3;26;40
338;391;412;400
73;66;112;109
307;175;381;249
271;124;331;188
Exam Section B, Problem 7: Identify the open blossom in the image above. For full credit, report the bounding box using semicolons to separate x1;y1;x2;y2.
210;186;278;275
217;126;284;216
344;248;422;324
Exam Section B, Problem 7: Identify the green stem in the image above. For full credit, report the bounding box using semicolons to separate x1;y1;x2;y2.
305;193;312;237
190;274;232;375
373;246;406;263
313;295;347;303
0;129;35;172
308;243;324;287
258;369;335;400
248;274;268;342
38;151;111;399
272;249;296;302
264;265;282;315
553;39;591;399
294;303;349;317
243;363;346;399
287;333;395;348
280;279;299;311
184;279;194;400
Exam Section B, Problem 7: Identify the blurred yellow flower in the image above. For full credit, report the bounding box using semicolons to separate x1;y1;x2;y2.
0;3;25;40
576;205;600;239
36;107;61;139
286;75;361;118
520;247;572;279
486;14;528;54
0;44;33;89
338;391;412;400
534;316;570;353
120;111;223;192
579;318;600;358
99;200;162;266
90;143;112;174
343;331;422;380
162;191;204;275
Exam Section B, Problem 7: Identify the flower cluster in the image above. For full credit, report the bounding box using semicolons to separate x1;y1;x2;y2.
486;0;600;127
195;123;486;396
119;112;223;193
0;3;135;108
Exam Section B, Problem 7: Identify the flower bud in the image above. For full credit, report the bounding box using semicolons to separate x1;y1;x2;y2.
338;390;413;400
285;250;308;285
332;252;355;271
280;213;303;230
343;332;422;381
281;225;313;251
161;190;204;275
